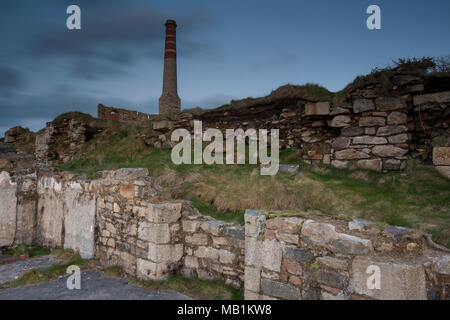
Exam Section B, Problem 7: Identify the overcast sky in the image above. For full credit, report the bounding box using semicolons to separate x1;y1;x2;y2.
1;0;449;136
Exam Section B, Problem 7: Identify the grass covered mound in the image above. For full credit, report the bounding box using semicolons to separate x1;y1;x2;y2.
59;121;450;247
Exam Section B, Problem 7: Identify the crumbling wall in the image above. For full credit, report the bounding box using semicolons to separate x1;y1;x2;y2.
35;172;96;258
147;84;449;174
243;210;450;300
180;212;245;288
98;104;153;122
2;168;449;299
0;171;17;247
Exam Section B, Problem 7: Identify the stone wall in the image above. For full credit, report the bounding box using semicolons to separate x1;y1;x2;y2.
146;84;449;174
433;147;450;178
243;210;450;300
180;213;245;288
1;168;449;299
98;104;154;122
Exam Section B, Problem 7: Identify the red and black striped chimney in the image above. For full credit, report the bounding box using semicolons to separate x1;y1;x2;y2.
159;19;181;115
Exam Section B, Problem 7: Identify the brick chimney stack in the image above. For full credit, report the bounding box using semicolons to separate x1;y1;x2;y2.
159;19;181;115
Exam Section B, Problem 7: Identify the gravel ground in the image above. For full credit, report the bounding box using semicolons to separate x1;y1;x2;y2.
0;270;191;300
0;253;192;300
0;255;64;284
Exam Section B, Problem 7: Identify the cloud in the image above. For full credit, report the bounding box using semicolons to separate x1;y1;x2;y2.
27;4;216;61
0;65;27;98
0;66;25;88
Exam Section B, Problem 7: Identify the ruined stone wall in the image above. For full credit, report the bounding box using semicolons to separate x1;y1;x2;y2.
35;118;88;165
2;168;449;299
180;213;245;288
147;87;449;176
98;104;153;122
244;210;450;300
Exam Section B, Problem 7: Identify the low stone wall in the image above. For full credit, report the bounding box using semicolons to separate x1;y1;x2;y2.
98;104;154;122
243;210;450;300
180;213;245;288
1;168;449;299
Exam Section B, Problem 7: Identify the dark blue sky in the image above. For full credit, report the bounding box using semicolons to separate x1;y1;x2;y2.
1;0;449;136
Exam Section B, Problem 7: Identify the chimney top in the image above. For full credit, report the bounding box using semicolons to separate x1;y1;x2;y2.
165;19;177;27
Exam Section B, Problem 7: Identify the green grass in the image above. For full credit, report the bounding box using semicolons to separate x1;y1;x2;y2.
190;197;245;225
104;266;243;300
4;245;51;257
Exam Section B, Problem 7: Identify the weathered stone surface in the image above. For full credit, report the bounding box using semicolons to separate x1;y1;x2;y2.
184;255;199;269
330;107;350;115
148;202;182;223
137;258;169;280
305;102;330;115
200;220;225;236
224;225;245;239
278;164;300;175
244;267;261;292
332;137;351;150
138;222;170;244
376;125;407;137
353;159;382;171
11;175;36;246
261;279;301;300
99;168;149;180
152;120;174;132
432;147;450;166
63;183;96;259
36;176;65;247
375;97;406;111
383;159;402;171
284;246;314;263
244;290;260;300
353;99;375;113
148;243;183;263
349;256;427;300
182;220;200;233
431;255;450;275
341;126;364;137
372;145;408;157
383;226;415;240
245;237;262;266
0;171;17;247
435;166;450;179
388;133;408;144
219;249;235;264
413;91;450;105
335;149;370;160
262;239;282;272
265;217;303;233
330;115;351;128
301;220;373;255
352;136;387;145
317;269;347;289
316;256;348;271
348;219;374;232
387;112;407;125
331;160;348;169
359;117;386;127
185;233;208;246
245;210;266;237
194;246;220;261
